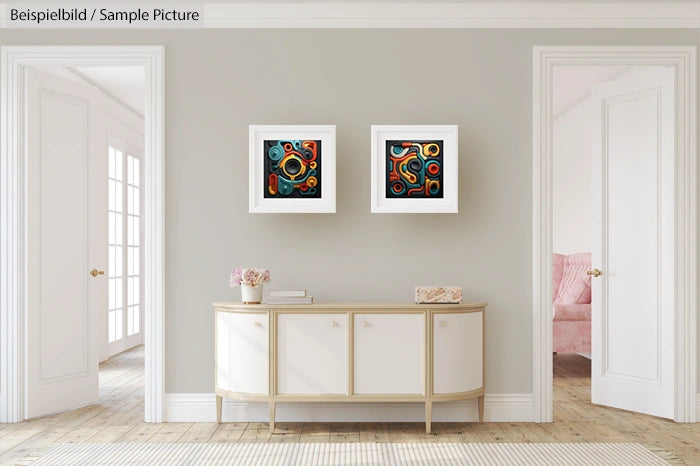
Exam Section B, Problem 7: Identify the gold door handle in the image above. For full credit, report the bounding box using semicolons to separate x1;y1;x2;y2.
90;268;105;277
587;268;603;277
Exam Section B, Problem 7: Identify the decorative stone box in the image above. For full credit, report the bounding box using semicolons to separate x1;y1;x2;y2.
415;286;463;304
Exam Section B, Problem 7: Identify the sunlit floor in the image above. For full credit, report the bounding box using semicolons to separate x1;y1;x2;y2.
553;353;698;463
0;347;697;464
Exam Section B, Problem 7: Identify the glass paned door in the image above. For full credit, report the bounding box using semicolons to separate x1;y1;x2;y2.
108;147;123;343
108;142;143;353
126;154;141;336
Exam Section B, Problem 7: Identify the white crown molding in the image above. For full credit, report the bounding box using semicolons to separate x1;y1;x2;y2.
202;2;700;29
553;98;591;135
164;393;534;423
66;68;145;120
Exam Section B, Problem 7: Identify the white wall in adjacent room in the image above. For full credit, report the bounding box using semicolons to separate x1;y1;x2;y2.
553;101;593;256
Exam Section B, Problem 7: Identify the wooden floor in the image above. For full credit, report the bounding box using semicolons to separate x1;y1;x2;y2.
0;348;698;464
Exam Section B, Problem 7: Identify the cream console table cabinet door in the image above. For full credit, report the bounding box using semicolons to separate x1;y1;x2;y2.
213;302;486;433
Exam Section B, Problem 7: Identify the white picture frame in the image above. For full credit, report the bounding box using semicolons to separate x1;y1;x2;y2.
371;125;458;213
249;125;336;213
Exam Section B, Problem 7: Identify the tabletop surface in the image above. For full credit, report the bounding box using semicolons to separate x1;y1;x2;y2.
213;302;488;311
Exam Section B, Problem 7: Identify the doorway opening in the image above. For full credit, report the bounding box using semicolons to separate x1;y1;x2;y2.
28;65;145;419
551;64;632;414
0;46;164;423
532;46;697;423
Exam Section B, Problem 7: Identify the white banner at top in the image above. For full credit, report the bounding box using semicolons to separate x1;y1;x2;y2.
4;3;203;28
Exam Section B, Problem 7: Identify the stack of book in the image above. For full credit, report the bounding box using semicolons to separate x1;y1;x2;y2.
265;289;314;305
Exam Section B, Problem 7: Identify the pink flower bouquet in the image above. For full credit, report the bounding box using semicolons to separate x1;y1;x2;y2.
229;267;271;288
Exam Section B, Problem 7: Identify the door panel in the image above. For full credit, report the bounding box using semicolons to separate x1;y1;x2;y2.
433;312;482;394
277;313;346;394
216;312;268;395
605;91;660;380
353;313;424;394
26;69;102;418
591;66;674;419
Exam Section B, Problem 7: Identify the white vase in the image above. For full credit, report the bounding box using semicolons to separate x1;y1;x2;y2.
241;285;263;304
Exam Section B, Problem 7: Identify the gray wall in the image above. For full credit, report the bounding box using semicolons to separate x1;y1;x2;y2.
1;29;698;395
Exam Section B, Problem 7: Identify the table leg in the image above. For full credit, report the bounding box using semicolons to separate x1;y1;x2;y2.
478;395;484;422
216;395;222;424
425;400;432;434
269;400;276;432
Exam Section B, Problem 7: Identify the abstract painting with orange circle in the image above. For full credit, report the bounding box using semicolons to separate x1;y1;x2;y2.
386;140;443;198
264;140;321;198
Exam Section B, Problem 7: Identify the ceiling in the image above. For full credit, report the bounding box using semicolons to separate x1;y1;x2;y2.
72;66;145;117
552;65;631;118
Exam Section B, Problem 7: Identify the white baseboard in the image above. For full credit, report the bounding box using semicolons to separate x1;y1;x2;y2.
98;344;110;364
165;393;534;423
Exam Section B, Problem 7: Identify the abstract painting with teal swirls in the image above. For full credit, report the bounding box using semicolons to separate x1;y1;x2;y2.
386;140;443;198
264;140;322;198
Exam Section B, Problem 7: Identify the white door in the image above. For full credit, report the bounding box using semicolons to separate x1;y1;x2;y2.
590;66;675;419
354;313;424;394
277;314;346;395
26;69;105;418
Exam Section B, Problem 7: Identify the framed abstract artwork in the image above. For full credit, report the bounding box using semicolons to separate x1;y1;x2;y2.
249;125;336;213
371;125;458;213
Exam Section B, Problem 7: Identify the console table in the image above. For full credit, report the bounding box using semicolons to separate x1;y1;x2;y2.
213;302;486;433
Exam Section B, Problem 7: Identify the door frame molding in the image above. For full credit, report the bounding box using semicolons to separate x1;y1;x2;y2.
0;46;165;422
532;45;697;422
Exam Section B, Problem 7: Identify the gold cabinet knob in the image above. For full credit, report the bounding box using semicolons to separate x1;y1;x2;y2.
361;321;369;328
440;321;448;328
329;321;338;328
587;268;603;277
90;268;105;277
253;321;261;327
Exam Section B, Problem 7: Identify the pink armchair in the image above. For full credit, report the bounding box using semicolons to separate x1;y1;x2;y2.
552;253;592;353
